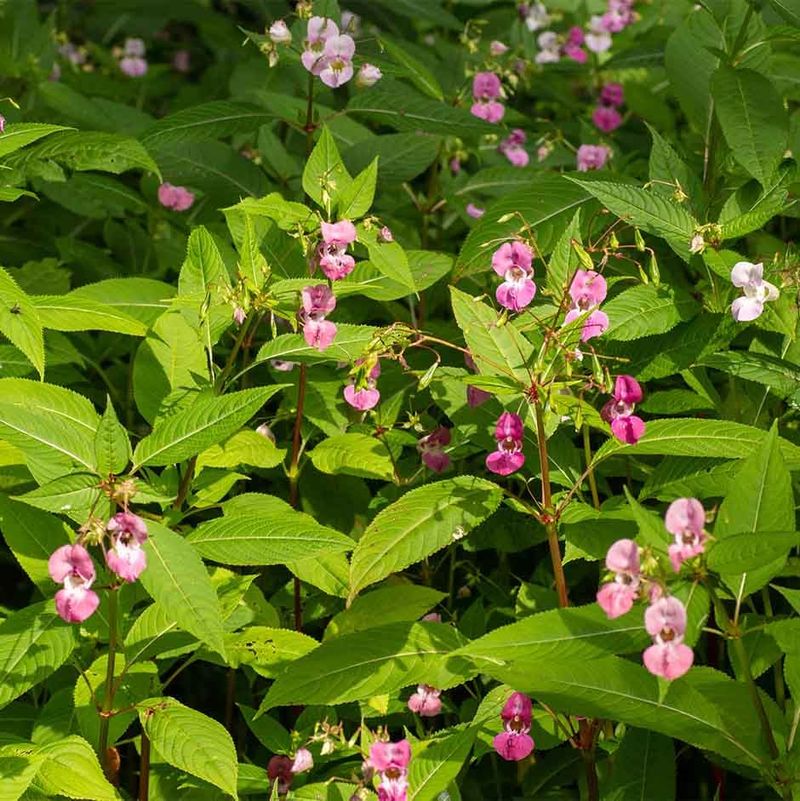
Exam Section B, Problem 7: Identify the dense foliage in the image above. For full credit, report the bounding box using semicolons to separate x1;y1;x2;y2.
0;0;799;799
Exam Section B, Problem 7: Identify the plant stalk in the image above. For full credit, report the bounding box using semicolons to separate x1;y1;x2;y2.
582;425;601;511
99;588;119;781
138;732;150;801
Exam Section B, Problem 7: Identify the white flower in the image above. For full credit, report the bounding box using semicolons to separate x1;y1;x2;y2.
730;261;779;322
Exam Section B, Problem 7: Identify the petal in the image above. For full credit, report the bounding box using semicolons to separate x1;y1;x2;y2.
581;309;609;341
611;415;645;445
55;586;100;623
731;295;764;322
762;280;780;302
493;732;534;761
644;595;687;637
614;375;643;404
605;538;639;574
664;498;705;538
596;582;636;619
643;642;693;680
344;384;380;411
486;449;525;476
730;261;762;288
49;544;78;583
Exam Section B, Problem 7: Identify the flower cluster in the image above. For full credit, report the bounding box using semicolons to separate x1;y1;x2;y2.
576;143;611;172
48;512;148;624
301;16;357;88
267;748;313;797
317;220;357;281
730;261;779;322
498;129;529;168
666;498;707;572
369;740;411;801
344;359;381;411
407;684;442;716
486;412;525;476
563;269;609;342
417;427;451;473
593;82;625;133
492;241;536;312
601;375;645;445
300;284;337;351
158;182;195;212
470;72;505;123
119;37;147;77
493;692;535;761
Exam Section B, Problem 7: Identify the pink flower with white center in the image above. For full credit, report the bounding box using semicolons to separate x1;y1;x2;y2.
486;412;525;476
344;361;380;411
301;316;337;351
369;740;411;775
268;755;293;796
466;203;484;219
492;241;536;312
498;129;529;168
318;34;356;88
377;778;408;801
576;144;611;172
378;226;393;243
106;512;148;582
120;56;147;77
158;183;195;211
318;220;357;281
357;63;382;87
665;498;707;572
490;40;509;56
592;105;622;133
271;359;296;371
417;427;451;473
597;538;640;619
524;2;550;31
407;684;442;716
730;261;779;322
643;596;694;680
586;16;613;52
493;692;535;761
471;72;505;123
49;544;100;623
291;748;313;774
563;269;609;342
301;16;339;74
536;31;561;63
601;82;624;107
269;20;292;44
301;284;337;351
601;375;646;445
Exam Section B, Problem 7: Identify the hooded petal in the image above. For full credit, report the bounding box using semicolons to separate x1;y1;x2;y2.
597;582;637;619
344;384;380;411
731;295;764;322
730;261;762;288
486;448;525;476
55;585;100;623
643;641;693;680
645;595;687;638
611;415;645;445
496;277;536;311
664;498;705;538
605;538;640;574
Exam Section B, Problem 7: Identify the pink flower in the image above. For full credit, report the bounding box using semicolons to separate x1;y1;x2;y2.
730;261;779;322
498;129;529;167
470;100;505;123
269;20;292;44
466;203;484;219
601;82;624;107
492;242;536;312
301;16;339;74
643;596;693;680
586;16;612;53
303;317;337;351
268;755;294;796
300;284;337;351
472;72;502;100
357;63;382;87
119;56;147;77
450;157;462;174
172;49;191;73
378;225;394;243
576;144;611;172
563;269;609;342
601;375;645;445
344;361;380;411
302;283;336;316
49;544;100;623
377;779;408;801
495;411;523;440
233;307;246;326
124;38;145;58
321;220;356;246
369;740;411;774
592;105;622;133
318;34;356;88
665;498;707;572
486;412;525;476
493;692;534;762
417;427;451;473
291;748;313;774
524;2;550;31
407;684;442;716
597;538;640;619
106;512;148;582
490;40;509;55
318;220;357;281
0;115;5;133
158;183;195;212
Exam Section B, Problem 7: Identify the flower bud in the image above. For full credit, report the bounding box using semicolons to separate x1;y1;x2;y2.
357;63;382;87
269;20;292;44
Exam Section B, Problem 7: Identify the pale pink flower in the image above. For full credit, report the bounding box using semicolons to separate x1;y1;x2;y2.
407;684;442;716
378;226;393;243
665;498;707;572
601;375;646;445
270;359;296;371
730;261;779;322
318;220;357;281
106;512;148;582
119;56;147;77
466;203;484;219
369;741;411;774
643;596;693;680
344;361;381;411
318;34;356;88
536;31;561;63
417;427;451;473
256;423;275;442
269;20;292;44
321;220;357;246
493;692;534;761
492;241;536;312
301;284;337;351
498;129;529;167
490;40;509;55
592;105;622;133
471;72;504;122
357;63;382;87
421;612;441;623
301;16;339;74
233;307;246;326
158;183;195;211
524;2;550;31
0;115;5;133
563;269;609;342
291;748;313;774
576;144;611;172
596;538;640;619
49;544;100;623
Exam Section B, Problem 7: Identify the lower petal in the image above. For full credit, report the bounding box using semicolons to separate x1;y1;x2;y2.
731;296;763;322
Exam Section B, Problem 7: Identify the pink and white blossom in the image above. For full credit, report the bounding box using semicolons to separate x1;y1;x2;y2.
492;241;536;312
601;375;646;445
576;144;611;172
665;498;707;572
643;596;694;680
498;129;529;167
536;31;561;64
493;692;534;761
357;63;382;87
417;427;451;473
597;538;640;619
471;72;505;123
466;203;484;219
301;284;337;351
49;544;100;623
106;512;148;582
730;261;779;322
563;269;609;342
344;361;381;410
407;684;442;716
158;183;195;211
269;20;292;44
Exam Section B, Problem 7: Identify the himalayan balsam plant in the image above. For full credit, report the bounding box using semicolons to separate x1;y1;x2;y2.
0;0;798;799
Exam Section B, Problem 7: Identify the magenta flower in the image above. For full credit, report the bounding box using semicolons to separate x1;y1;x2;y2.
471;71;505;123
498;129;529;167
318;34;356;88
269;20;292;44
369;738;411;799
643;596;693;680
493;692;534;761
576;144;611;172
563;27;587;63
563;269;609;342
106;512;148;582
486;412;525;476
301;284;337;351
730;261;779;322
158;183;195;212
495;411;523;440
291;748;313;774
268;755;294;796
597;538;640;619
407;684;442;716
665;498;707;572
344;361;380;411
357;63;382;87
466;203;484;219
322;220;357;246
301;16;339;74
417;427;451;473
601;375;645;445
592;105;622;133
492;241;536;312
49;544;100;623
601;82;624;107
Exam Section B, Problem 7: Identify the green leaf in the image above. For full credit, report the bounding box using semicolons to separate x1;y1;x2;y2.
408;727;477;801
94;399;131;477
696;350;800;402
545;211;582;295
139;521;226;657
31;735;120;800
259;621;471;711
647;123;702;207
601;728;675;801
197;430;286;471
238;213;270;291
0;601;76;710
225;626;318;677
337;157;378;219
310;432;396;481
357;224;415;291
450;287;533;383
712;66;788;186
132;386;284;469
568;179;697;260
0;123;72;158
0;267;44;378
67;278;174;328
603;284;700;341
303;126;352;210
257;324;376;366
380;36;444;100
139;697;238;799
13;472;101;518
349;476;503;600
228;194;316;232
0;742;43;800
33;294;148;336
340;250;452;302
766;0;800;25
140;102;273;148
593;418;800;470
343;132;440;184
708;531;800;573
187;508;354;566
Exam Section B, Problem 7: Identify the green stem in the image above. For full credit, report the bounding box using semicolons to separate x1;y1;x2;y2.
138;732;150;801
98;588;120;781
582;425;601;511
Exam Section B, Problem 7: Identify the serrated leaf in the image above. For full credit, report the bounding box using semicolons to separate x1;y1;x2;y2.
380;36;444;100
132;386;284;469
0;123;72;158
238;214;269;290
545;210;582;296
707;531;800;573
303;126;352;210
343;132;440;184
32;294;147;335
310;433;396;481
13;472;101;518
197;430;286;471
257;324;376;366
357;223;415;290
408;727;477;801
601;728;675;801
227;194;316;232
696;350;800;401
139;697;238;799
0;267;44;378
337;157;378;219
139;521;226;657
349;476;503;600
603;284;699;341
224;626;318;676
31;736;120;800
94;399;131;476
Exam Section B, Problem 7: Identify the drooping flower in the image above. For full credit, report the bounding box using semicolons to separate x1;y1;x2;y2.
301;284;337;351
498;129;529;168
563;269;609;342
665;498;707;572
318;34;356;88
643;596;693;680
256;422;276;442
49;543;100;623
601;82;624;107
269;20;293;44
576;144;611;172
563;27;587;63
492;241;536;312
291;748;313;774
378;225;393;243
466;203;484;219
592;105;622;133
120;56;147;77
233;306;246;326
344;361;381;410
301;16;339;74
470;72;505;123
486;412;525;476
585;16;612;53
106;512;148;582
493;692;535;761
268;755;294;796
417;427;451;473
318;220;357;280
407;684;442;716
596;538;640;618
0;114;5;133
357;63;382;87
369;739;411;777
536;31;561;64
158;183;195;211
601;375;645;445
730;261;779;322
